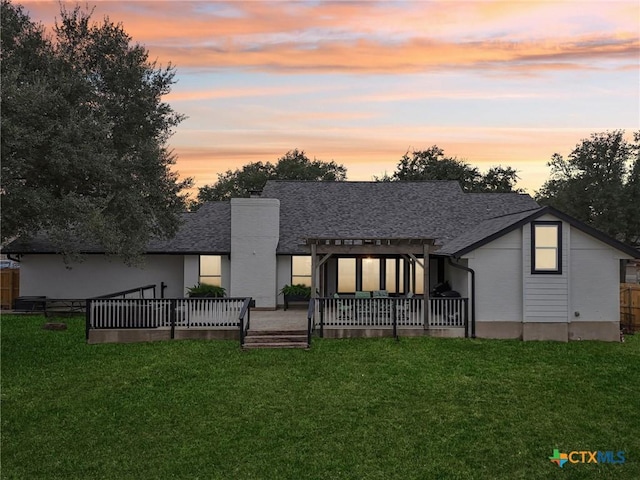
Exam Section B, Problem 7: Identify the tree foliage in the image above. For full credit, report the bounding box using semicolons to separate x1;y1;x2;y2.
1;1;191;261
196;149;346;203
536;130;639;244
379;146;521;193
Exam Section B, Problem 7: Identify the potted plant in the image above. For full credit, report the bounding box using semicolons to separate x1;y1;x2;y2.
187;283;226;298
280;284;311;310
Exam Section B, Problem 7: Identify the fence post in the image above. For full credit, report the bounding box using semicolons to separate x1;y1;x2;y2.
392;298;398;341
320;298;325;338
170;299;176;340
85;299;91;341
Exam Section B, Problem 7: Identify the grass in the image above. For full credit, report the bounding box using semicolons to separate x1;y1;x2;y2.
1;315;639;479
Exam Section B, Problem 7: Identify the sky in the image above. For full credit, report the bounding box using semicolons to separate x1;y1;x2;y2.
20;0;640;196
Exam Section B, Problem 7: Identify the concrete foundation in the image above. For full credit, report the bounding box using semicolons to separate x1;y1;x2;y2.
88;328;239;344
523;322;569;342
476;321;523;340
569;321;620;342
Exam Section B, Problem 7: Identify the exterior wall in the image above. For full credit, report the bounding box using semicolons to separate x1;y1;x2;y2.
466;228;523;323
183;255;199;295
569;228;621;324
445;259;469;298
19;254;184;298
276;255;291;306
230;198;280;309
522;215;569;324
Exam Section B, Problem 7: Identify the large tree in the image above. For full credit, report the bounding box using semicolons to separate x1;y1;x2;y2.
379;146;521;193
536;130;639;244
1;1;191;261
196;149;347;203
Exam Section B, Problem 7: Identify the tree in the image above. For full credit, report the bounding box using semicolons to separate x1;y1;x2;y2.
196;149;346;203
1;1;191;261
379;146;521;192
536;130;639;244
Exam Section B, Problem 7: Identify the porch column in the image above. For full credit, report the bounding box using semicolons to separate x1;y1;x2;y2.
311;243;317;299
423;244;430;330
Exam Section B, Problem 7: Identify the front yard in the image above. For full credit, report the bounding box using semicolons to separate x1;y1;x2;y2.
1;315;638;479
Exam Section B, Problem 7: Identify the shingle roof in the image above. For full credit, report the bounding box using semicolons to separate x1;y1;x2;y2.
260;181;540;254
3;201;231;254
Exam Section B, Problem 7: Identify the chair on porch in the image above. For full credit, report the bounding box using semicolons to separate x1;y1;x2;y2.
333;293;353;324
395;291;414;326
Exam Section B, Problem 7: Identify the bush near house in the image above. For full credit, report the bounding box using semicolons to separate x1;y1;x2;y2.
1;315;639;479
186;283;226;298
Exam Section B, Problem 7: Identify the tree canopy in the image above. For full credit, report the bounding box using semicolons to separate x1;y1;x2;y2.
536;130;639;245
378;146;521;193
1;1;191;261
196;149;347;203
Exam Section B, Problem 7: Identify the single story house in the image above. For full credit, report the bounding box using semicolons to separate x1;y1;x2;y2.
5;181;638;341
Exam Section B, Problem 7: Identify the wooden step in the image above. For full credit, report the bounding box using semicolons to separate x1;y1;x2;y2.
243;329;309;349
243;342;308;349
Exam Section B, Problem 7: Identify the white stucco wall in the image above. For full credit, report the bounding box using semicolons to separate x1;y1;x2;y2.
19;254;184;298
466;228;523;322
230;198;280;308
183;255;199;295
569;228;625;322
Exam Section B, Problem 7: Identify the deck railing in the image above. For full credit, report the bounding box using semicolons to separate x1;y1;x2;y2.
86;297;252;340
316;296;468;336
96;284;158;299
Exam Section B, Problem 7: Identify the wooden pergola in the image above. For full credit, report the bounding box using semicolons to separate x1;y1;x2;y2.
303;237;436;327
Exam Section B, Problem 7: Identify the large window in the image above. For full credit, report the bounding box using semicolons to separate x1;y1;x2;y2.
200;255;222;286
532;222;562;274
361;258;381;291
292;256;312;287
338;258;356;292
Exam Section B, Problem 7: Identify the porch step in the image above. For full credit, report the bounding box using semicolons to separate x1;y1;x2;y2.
243;329;309;349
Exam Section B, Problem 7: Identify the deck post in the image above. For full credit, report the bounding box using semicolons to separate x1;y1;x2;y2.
423;244;430;330
311;243;317;300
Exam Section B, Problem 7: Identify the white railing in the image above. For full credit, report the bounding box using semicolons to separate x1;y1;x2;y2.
88;298;247;330
429;297;468;328
316;296;468;332
317;297;425;328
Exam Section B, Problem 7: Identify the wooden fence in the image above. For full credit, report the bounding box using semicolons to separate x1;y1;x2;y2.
620;283;640;333
0;269;20;310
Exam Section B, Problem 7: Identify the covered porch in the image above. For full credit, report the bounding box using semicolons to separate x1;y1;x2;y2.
302;237;471;338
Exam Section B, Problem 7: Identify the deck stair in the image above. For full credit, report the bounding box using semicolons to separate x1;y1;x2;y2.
243;329;309;349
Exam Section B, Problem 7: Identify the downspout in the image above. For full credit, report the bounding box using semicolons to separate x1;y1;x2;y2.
447;257;476;339
7;254;21;263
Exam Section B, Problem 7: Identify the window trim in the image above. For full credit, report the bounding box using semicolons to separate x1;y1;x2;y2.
291;255;312;287
531;221;562;275
199;255;222;286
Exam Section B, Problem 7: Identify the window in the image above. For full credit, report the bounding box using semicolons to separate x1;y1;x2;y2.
200;255;222;286
338;258;356;292
361;258;380;291
292;256;312;287
532;222;562;274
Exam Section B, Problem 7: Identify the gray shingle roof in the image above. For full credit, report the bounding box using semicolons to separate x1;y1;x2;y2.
3;201;231;254
260;181;540;254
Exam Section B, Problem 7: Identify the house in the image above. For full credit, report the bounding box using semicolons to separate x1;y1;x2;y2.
4;181;638;342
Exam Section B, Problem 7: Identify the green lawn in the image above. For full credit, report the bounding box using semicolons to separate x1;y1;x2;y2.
1;315;639;479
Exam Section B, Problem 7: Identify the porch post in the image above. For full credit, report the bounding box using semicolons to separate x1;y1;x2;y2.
423;244;430;330
311;243;317;299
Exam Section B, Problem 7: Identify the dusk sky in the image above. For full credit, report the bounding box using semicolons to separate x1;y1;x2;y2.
22;0;640;196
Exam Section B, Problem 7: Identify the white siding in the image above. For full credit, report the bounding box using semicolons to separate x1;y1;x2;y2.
20;254;184;298
183;255;199;295
523;215;569;323
466;228;522;322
